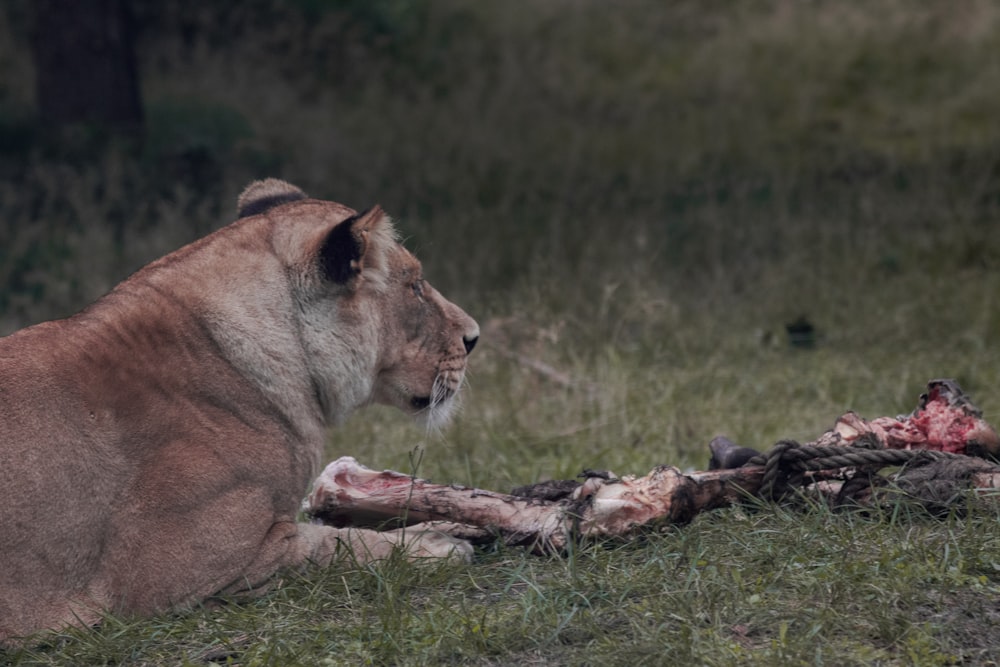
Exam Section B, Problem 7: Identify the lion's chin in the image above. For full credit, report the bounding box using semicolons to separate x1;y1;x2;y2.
412;393;459;432
380;374;464;431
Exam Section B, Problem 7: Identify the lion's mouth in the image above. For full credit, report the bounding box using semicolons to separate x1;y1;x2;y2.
410;396;433;410
410;386;456;412
397;369;465;429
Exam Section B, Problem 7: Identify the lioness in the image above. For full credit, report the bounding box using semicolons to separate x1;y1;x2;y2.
0;179;479;643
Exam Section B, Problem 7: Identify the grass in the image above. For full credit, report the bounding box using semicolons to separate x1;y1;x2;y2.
7;504;1000;665
4;0;1000;664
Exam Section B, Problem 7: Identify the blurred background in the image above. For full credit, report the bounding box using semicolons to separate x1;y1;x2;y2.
3;0;1000;481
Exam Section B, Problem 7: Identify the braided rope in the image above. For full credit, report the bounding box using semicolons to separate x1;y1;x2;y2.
746;439;965;500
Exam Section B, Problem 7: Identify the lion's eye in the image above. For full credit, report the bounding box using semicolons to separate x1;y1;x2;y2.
411;279;425;299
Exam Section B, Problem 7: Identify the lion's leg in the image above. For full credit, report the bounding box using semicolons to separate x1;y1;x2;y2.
283;522;474;566
221;522;472;597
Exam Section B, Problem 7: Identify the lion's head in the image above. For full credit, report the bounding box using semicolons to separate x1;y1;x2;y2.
237;179;479;429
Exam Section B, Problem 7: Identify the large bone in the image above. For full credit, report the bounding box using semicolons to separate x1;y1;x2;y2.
305;456;770;553
305;380;1000;553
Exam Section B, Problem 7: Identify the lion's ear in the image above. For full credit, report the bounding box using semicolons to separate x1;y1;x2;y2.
237;179;308;218
319;206;387;284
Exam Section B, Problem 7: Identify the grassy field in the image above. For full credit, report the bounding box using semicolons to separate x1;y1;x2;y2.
3;0;1000;664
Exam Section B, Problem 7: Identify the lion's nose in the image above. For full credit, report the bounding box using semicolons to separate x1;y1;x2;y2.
463;333;478;355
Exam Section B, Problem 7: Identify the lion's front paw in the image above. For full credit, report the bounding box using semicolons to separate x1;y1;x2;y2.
392;528;474;563
341;526;473;564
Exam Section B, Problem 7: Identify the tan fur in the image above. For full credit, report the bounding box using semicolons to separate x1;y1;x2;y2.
0;180;479;643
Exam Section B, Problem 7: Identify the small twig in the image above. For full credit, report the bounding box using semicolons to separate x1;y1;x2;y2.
488;343;574;387
486;342;595;394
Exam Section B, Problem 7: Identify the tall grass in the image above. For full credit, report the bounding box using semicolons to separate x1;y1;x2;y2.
3;0;1000;663
3;0;1000;327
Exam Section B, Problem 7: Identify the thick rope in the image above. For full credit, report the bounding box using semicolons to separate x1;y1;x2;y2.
745;439;966;500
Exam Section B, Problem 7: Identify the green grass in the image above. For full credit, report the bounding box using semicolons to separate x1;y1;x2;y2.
7;503;1000;665
4;0;1000;664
